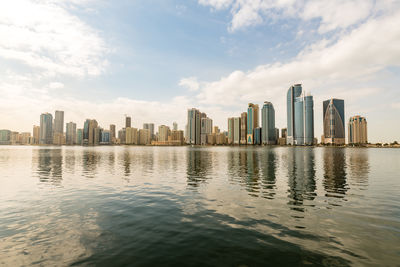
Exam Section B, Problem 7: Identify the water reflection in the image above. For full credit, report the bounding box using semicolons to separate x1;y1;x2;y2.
260;149;277;199
287;148;316;212
82;149;100;178
35;149;63;184
323;148;348;199
122;150;131;176
186;149;212;188
348;149;369;188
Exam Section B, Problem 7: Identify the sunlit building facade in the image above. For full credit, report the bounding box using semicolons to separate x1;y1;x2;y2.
348;116;368;144
247;103;259;144
261;101;276;145
323;98;345;145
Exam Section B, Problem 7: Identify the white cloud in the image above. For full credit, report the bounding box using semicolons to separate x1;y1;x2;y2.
179;77;200;92
0;0;108;77
199;0;234;10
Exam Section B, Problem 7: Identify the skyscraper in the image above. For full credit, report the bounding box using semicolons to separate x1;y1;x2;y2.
88;120;98;145
187;108;201;145
126;127;138;144
240;112;247;145
39;113;53;144
233;117;241;145
287;84;314;145
227;117;235;145
126;116;131;128
76;129;83;145
173;122;178;131
66;122;77;145
83;119;90;143
143;123;155;140
54;110;64;134
110;124;116;142
32;125;40;145
101;130;111;144
261;101;276;145
247;103;259;144
323;98;345;145
158;125;170;142
201;116;213;145
348;116;368;144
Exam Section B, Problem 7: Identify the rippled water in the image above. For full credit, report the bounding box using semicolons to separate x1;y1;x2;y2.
0;146;399;266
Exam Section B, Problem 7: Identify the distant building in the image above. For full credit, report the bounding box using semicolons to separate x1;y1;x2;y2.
139;129;151;145
110;124;116;143
173;122;178;131
201;116;213;145
143;123;155;140
233;117;241;145
187;108;201;145
126;116;131;128
247;103;259;144
323;98;345;145
94;127;102;145
213;126;220;134
0;130;11;145
240;112;247;145
281;128;287;138
101;130;111;144
348;116;368;144
40;113;53;144
254;127;262;145
261;101;276;145
158;125;170;142
54;110;64;135
66;122;76;145
76;129;83;145
287;84;314;145
170;130;184;145
83;119;90;143
32;125;40;145
118;128;126;144
227;117;234;145
126;127;138;145
88;120;98;145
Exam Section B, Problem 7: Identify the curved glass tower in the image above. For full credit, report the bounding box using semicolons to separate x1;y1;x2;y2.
323;99;345;145
286;84;314;145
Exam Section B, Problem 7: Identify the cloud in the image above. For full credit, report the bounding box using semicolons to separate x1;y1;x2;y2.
179;77;200;92
0;0;108;77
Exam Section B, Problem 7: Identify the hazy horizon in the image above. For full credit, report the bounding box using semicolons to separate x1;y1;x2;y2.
1;0;400;143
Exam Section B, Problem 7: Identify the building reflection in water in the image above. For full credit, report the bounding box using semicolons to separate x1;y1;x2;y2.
287;147;316;212
348;149;369;188
82;149;100;178
64;149;76;174
323;148;348;199
186;149;212;189
228;148;277;199
35;148;63;184
123;149;131;176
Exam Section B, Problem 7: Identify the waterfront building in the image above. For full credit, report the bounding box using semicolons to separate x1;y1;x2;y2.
83;119;90;143
118;128;126;144
94;127;102;145
215;132;227;145
87;120;98;145
171;130;184;145
76;129;83;145
19;132;31;145
173;122;178;131
32;125;40;145
101;130;111;144
323;98;345;145
143;123;155;140
54;110;64;134
40;113;53;144
66;122;77;145
247;103;259;144
201;116;213;145
0;130;11;145
240;112;247;145
286;84;314;145
187;108;201;145
261;101;276;145
281;128;287;138
126;116;131;128
254;127;262;145
348;116;368;144
158;125;170;142
139;129;151;145
213;126;220;134
110;124;116;143
126;127;138;145
227;117;235;144
207;134;215;145
233;117;241;145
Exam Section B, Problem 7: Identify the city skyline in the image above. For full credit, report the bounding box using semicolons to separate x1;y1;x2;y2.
1;1;400;143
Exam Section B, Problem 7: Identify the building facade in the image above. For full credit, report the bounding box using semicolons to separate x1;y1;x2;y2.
247;103;259;144
66;122;77;145
261;101;276;145
201;116;213;145
139;129;151;145
143;123;155;141
348;116;368;144
287;84;314;145
126;116;131;128
32;125;40;145
323;98;345;145
227;117;234;145
233;117;241;145
76;129;83;145
187;108;201;145
158;125;170;142
0;130;11;145
240;112;247;145
40;113;53;144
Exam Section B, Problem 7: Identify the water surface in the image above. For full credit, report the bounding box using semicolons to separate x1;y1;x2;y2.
0;146;399;266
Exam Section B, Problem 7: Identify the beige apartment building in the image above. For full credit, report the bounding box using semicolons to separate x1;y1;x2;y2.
348;115;368;144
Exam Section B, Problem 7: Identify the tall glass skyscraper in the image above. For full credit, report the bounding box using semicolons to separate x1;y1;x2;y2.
247;103;259;144
287;84;314;145
39;113;53;144
261;101;276;145
323;98;345;145
187;108;201;145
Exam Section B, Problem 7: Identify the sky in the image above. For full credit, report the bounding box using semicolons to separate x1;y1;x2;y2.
0;0;400;143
